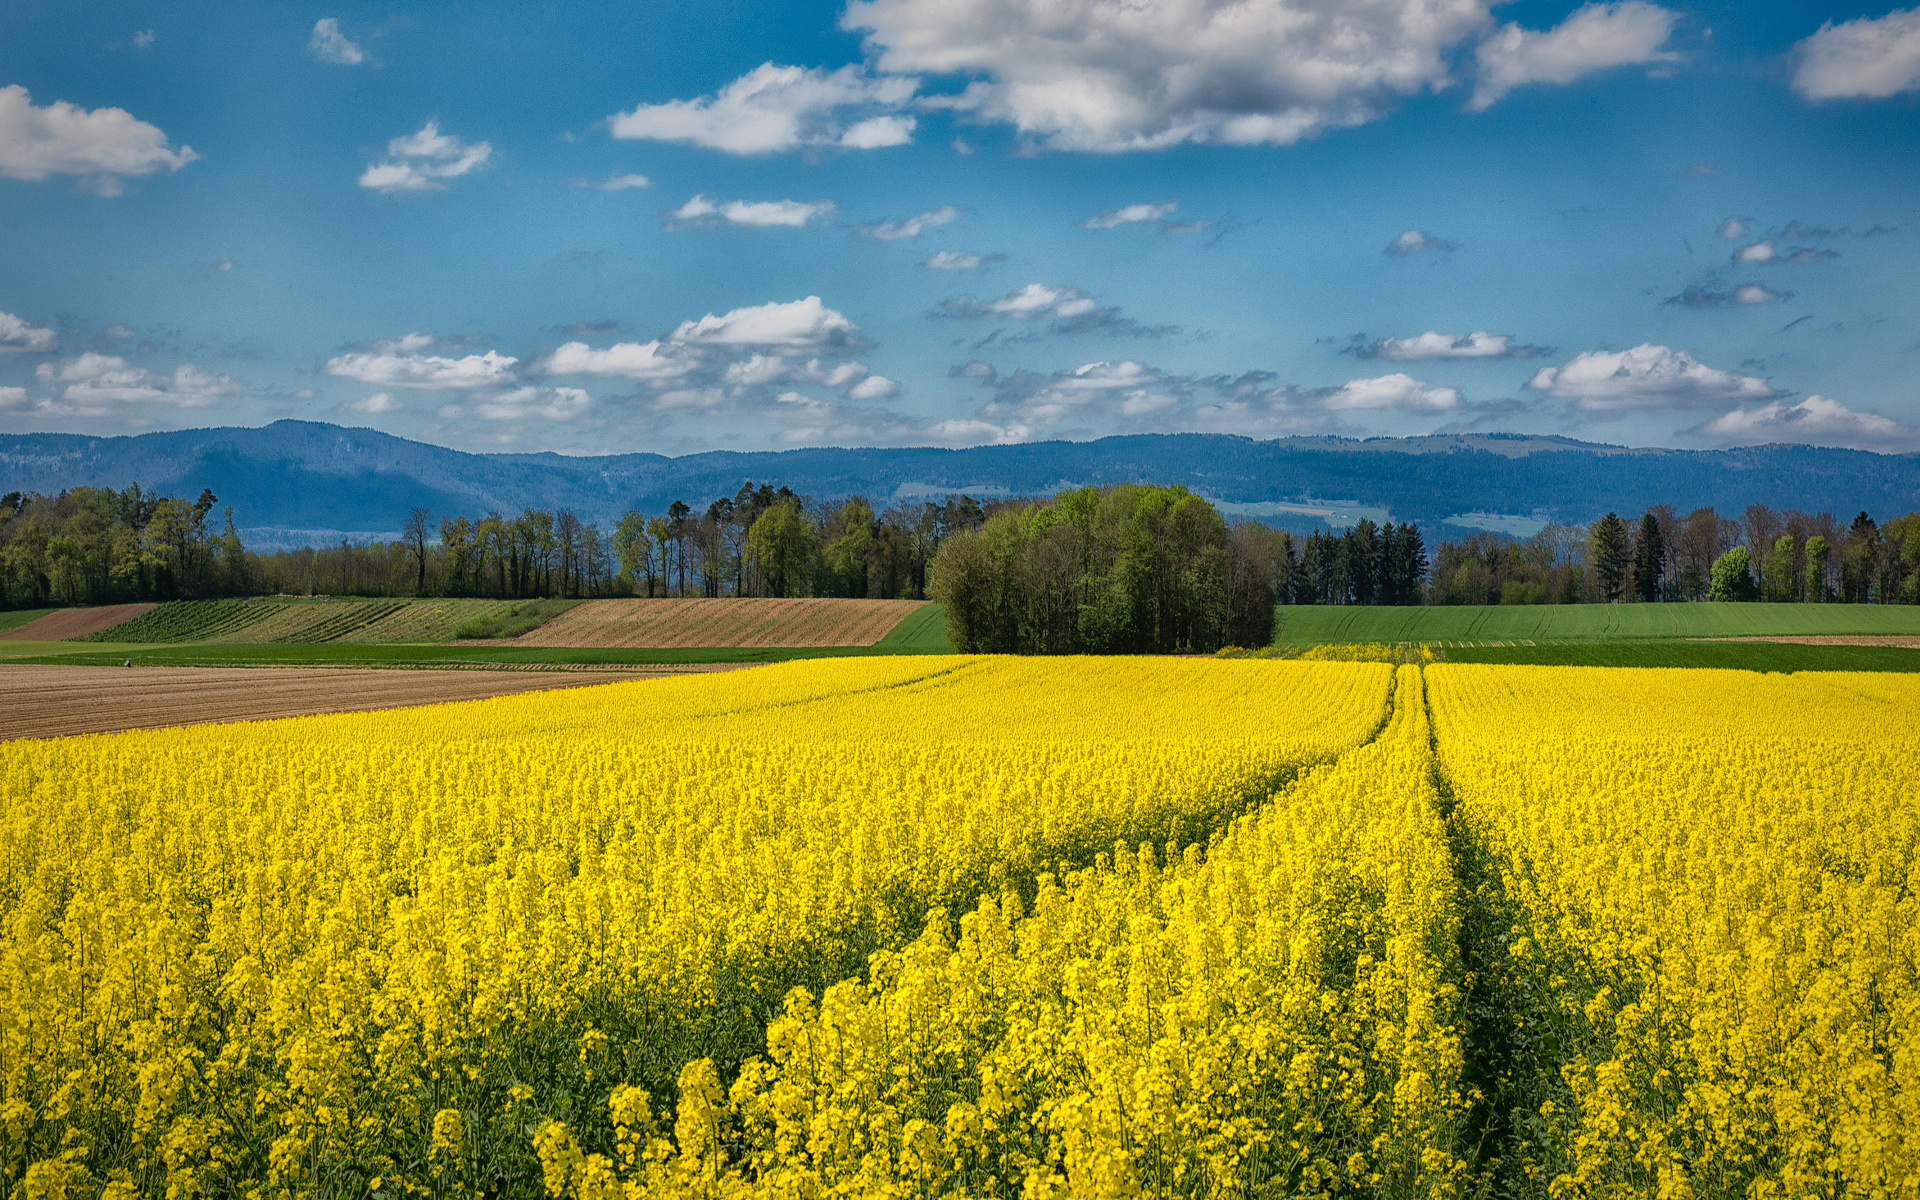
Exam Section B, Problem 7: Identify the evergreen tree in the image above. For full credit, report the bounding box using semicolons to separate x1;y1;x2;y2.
1589;512;1631;601
1631;511;1665;602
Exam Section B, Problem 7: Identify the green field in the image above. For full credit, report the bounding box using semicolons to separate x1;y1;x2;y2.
1441;640;1920;672
0;639;952;669
75;597;581;644
1273;602;1920;645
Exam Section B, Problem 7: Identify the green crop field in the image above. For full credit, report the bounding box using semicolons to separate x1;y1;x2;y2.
1273;602;1920;645
0;639;953;669
1441;640;1920;672
871;602;953;652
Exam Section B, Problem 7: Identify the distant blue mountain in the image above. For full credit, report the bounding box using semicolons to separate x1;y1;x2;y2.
4;420;1917;548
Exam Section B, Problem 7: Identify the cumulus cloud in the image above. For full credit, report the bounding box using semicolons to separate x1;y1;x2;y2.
1526;344;1776;411
1079;201;1177;229
309;18;365;65
668;194;835;228
669;296;861;349
844;0;1498;150
1691;395;1920;451
324;334;519;389
921;249;1003;270
0;311;58;354
1470;2;1679;110
1319;373;1460;410
1717;216;1751;240
860;205;960;240
609;63;918;153
1791;8;1920;100
0;85;197;193
358;121;491;193
537;339;698;381
1733;239;1836;265
345;392;402;414
1663;282;1787;308
847;374;900;400
35;353;238;408
1358;331;1547;360
1386;229;1455;256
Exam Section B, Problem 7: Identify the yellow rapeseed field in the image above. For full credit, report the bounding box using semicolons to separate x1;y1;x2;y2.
4;657;1917;1199
1;657;1389;1200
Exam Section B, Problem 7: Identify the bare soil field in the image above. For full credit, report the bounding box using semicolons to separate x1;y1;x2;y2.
0;662;745;740
1696;635;1920;648
0;603;158;641
503;597;930;647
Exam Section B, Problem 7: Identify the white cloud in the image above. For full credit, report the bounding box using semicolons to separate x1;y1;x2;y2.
1733;239;1837;266
309;18;366;65
1791;8;1920;100
1364;331;1545;360
609;63;918;153
324;335;519;389
921;249;1001;270
539;339;698;381
669;194;836;228
132;30;156;51
0;311;57;354
0;85;197;192
0;386;27;411
1386;229;1454;255
1692;395;1920;451
862;204;960;240
1526;344;1775;411
669;296;860;349
346;392;402;414
1717;216;1751;240
576;172;651;191
1734;283;1783;305
1321;373;1460;410
847;374;900;400
474;386;593;422
945;282;1098;319
35;353;238;407
1470;2;1679;110
1079;201;1177;229
844;0;1496;150
358;121;492;193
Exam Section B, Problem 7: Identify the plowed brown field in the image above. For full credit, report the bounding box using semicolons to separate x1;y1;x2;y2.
501;597;929;647
0;603;157;641
0;662;746;740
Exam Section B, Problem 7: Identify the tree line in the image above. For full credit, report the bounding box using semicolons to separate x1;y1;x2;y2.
1430;503;1920;605
0;483;994;608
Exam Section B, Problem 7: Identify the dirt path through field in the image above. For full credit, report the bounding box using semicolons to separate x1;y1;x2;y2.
503;597;928;647
0;662;747;740
1694;635;1920;648
0;603;157;641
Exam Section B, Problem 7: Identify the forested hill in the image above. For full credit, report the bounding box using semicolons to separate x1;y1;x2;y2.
4;419;1918;547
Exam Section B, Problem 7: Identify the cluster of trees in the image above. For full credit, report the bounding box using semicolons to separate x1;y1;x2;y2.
1287;522;1429;606
1431;503;1920;605
929;485;1290;653
1;486;248;608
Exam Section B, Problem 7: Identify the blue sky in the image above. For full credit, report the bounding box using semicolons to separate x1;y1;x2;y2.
2;0;1918;455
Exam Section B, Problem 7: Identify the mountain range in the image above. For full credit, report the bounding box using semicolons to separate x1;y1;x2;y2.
5;421;1918;549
